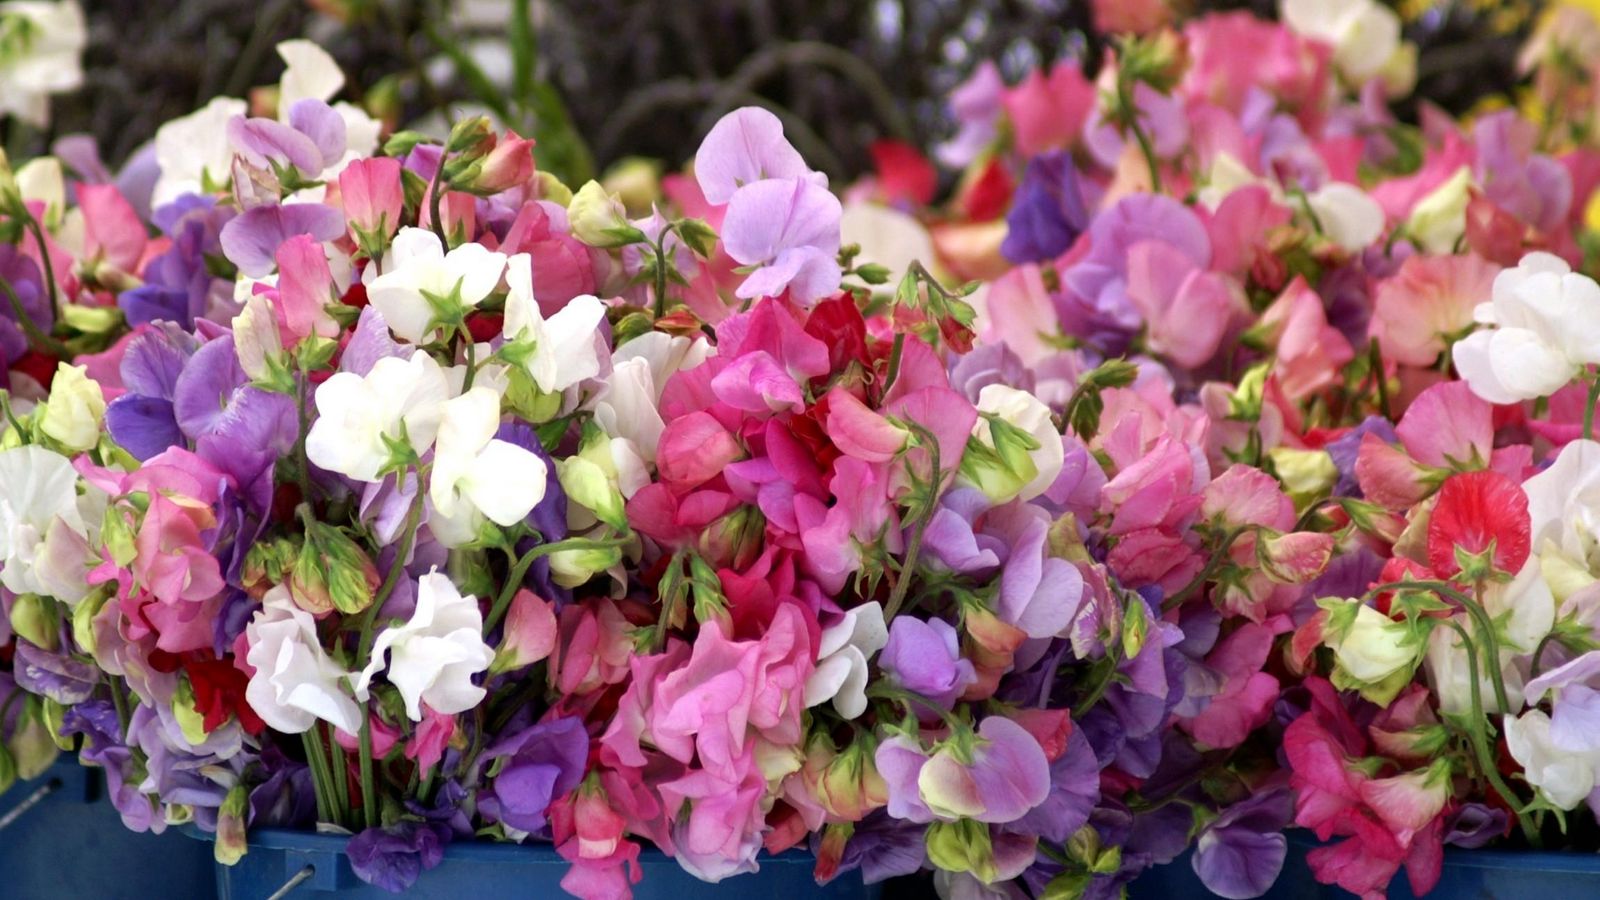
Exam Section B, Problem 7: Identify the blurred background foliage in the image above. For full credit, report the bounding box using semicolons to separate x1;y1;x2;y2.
21;0;1543;186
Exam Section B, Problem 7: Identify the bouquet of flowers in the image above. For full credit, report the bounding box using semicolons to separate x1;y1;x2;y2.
3;0;1600;899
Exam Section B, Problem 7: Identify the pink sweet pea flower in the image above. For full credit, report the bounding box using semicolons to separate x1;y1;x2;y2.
472;132;537;194
1393;380;1493;469
273;233;339;344
659;753;767;882
78;183;148;275
1001;62;1095;158
978;264;1065;368
404;705;457;775
1182;623;1280;749
1125;239;1243;368
720;177;842;303
338;157;404;246
1259;277;1355;401
693;106;823;206
1369;254;1500;368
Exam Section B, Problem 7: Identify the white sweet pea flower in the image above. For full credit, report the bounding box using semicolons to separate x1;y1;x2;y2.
153;96;249;206
839;202;935;284
367;227;508;344
1454;252;1600;405
502;254;606;393
231;294;286;382
1523;439;1600;601
244;585;364;735
306;351;451;482
1405;165;1474;255
273;39;381;169
1505;709;1600;811
1306;182;1385;252
356;570;493;719
1280;0;1401;84
1424;616;1528;716
970;384;1064;503
804;602;888;719
590;332;712;480
429;386;548;547
0;0;86;127
0;445;85;598
1328;602;1416;683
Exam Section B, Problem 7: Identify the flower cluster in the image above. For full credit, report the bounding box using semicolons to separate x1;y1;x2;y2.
2;2;1600;899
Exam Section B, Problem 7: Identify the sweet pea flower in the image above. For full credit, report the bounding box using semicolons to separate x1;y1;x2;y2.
0;445;88;599
1324;602;1420;700
1505;708;1600;811
720;177;842;303
1369;253;1500;367
478;716;589;835
961;385;1065;505
936;60;1003;168
1405;165;1474;254
879;616;976;709
356;571;493;720
1524;439;1600;600
367;227;508;344
306;351;451;483
428;387;550;547
0;0;85;127
152;96;247;205
693;106;825;206
502;253;606;394
915;717;1051;824
218;202;345;278
1454;251;1600;405
1280;0;1401;85
243;585;364;735
805;602;889;720
338;157;403;253
1304;182;1386;252
1259;277;1356;401
39;362;105;451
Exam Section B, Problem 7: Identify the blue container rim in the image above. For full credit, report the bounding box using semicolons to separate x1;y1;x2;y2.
184;825;823;870
1287;829;1600;874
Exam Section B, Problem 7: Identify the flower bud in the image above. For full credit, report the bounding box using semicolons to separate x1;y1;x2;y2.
457;133;536;196
602;157;662;215
549;542;623;589
10;594;58;652
290;519;380;615
567;180;647;248
1257;530;1335;584
818;736;889;822
491;589;557;675
926;819;999;884
445;116;494;155
556;456;627;531
9;698;59;780
215;784;250;866
39;363;106;453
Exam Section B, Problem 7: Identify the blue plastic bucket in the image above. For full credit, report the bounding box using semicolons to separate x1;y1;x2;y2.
1133;830;1600;899
0;758;217;900
193;828;882;899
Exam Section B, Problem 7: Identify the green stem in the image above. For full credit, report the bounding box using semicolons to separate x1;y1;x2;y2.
0;271;70;359
1444;621;1540;845
358;485;427;663
23;216;59;323
462;333;477;391
651;222;678;320
865;683;966;732
1366;580;1512;714
1116;76;1162;193
1073;639;1125;717
358;714;377;828
1584;375;1599;442
883;425;942;621
301;729;335;825
482;535;631;635
881;333;905;397
425;153;449;246
294;373;315;504
327;724;351;825
1370;338;1392;422
1163;527;1245;612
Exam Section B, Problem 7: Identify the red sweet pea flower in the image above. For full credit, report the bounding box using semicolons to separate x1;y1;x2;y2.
186;657;266;736
868;140;937;206
1426;470;1531;579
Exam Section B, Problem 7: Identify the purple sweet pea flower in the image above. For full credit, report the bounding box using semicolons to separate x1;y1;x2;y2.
340;306;409;376
227;99;346;179
1008;724;1101;843
949;343;1033;404
721;177;843;303
171;335;297;499
1442;803;1506;849
104;325;198;459
1474;110;1572;233
61;699;163;833
1325;416;1397;497
219;202;344;277
818;810;926;884
879;616;976;709
247;746;316;829
347;822;450;893
128;703;246;832
1084;82;1189;171
477;716;589;834
1001;151;1092;264
0;246;50;370
120;195;235;328
1191;789;1293;900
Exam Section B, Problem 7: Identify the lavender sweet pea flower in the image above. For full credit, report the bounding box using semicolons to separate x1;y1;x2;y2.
936;60;1003;169
120;195;236;328
340;306;410;377
0;246;50;370
247;746;316;829
1191;789;1293;900
693;106;824;206
128;703;245;832
12;640;98;704
347;822;450;893
1523;650;1600;752
879;616;976;709
172;335;297;496
477;716;588;834
721;177;843;303
1443;803;1506;849
1474;110;1572;232
949;343;1033;405
219;202;344;277
61;700;161;833
1060;194;1209;349
228;99;347;179
1324;416;1397;497
1001;151;1092;264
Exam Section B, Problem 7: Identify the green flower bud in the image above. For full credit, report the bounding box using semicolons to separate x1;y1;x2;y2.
10;594;57;651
